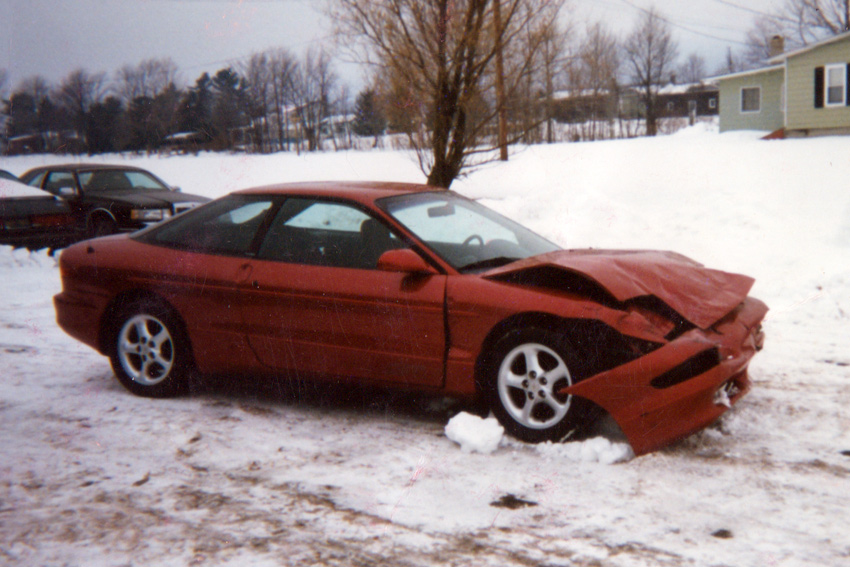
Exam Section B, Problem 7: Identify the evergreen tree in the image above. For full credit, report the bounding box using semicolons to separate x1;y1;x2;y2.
178;73;215;143
86;97;124;154
352;89;386;141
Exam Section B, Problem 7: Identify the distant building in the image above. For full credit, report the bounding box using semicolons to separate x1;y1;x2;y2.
656;82;719;123
551;82;718;125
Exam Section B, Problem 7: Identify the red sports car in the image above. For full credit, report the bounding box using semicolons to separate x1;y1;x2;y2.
54;182;767;455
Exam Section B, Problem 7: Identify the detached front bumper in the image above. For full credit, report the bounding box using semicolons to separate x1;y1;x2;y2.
562;297;768;456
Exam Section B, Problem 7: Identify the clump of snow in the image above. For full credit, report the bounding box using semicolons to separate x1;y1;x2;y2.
534;437;635;464
445;412;504;454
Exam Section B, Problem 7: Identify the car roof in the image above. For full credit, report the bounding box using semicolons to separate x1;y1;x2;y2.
23;164;149;174
234;181;445;204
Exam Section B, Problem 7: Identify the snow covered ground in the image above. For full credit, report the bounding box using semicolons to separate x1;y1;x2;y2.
1;124;849;566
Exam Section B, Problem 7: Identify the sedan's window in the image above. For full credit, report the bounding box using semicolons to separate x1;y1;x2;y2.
392;199;517;245
79;170;168;192
258;198;402;269
42;172;77;195
143;196;274;255
23;171;46;188
80;170;133;192
125;171;169;191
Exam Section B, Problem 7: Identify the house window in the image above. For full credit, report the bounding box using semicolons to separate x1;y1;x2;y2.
825;64;846;106
741;87;760;113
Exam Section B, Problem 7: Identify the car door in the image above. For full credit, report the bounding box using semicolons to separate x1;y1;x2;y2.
240;197;447;387
38;169;87;229
139;195;279;373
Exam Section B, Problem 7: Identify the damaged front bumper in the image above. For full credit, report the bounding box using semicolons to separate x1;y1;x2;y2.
562;297;768;456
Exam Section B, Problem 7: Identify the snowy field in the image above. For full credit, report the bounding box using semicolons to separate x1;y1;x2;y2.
1;124;849;566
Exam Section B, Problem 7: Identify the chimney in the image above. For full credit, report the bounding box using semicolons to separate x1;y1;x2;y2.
769;35;785;58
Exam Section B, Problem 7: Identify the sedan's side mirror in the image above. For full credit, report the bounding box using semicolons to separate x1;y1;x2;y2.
377;249;438;274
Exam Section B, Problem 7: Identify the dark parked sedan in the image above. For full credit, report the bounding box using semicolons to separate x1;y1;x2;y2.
20;164;209;239
54;181;767;455
1;176;77;250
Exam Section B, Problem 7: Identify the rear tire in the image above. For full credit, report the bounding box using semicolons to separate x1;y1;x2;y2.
109;300;191;398
89;216;116;238
483;327;592;443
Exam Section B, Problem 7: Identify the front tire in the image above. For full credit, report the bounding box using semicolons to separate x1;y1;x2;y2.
484;328;590;443
109;300;191;397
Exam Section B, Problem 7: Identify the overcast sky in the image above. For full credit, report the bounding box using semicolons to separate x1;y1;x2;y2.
1;0;781;93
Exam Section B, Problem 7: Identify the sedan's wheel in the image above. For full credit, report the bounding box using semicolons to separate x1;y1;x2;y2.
89;216;117;238
485;328;588;443
109;301;190;397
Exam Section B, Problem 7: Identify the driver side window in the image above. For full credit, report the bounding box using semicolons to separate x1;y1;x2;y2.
258;198;403;269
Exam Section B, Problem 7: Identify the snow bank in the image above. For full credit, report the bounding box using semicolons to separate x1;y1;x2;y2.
444;412;504;453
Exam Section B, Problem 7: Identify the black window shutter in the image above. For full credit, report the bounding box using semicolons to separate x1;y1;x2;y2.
846;64;850;105
815;66;824;108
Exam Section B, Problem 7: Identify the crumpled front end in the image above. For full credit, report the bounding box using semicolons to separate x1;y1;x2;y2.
561;296;768;456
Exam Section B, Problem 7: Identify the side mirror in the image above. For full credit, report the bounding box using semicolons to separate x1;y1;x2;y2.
377;249;438;274
171;186;182;192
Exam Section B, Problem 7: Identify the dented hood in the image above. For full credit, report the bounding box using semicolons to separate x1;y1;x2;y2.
484;249;754;329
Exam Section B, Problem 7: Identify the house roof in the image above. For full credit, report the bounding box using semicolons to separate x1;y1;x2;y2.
656;82;718;95
768;29;850;64
710;64;784;83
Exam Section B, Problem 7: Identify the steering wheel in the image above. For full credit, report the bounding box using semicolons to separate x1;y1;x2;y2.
462;234;484;247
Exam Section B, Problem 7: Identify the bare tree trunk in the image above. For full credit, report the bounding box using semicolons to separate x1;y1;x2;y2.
494;0;508;160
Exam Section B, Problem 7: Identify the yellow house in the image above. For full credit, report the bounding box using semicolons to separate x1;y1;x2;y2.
717;31;850;136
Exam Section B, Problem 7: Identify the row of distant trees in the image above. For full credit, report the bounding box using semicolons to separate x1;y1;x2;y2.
0;47;346;156
1;0;847;187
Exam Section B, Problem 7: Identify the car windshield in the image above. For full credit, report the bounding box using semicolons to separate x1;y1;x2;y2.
79;170;169;193
380;191;560;272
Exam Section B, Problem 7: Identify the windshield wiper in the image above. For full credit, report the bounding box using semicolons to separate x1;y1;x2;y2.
459;256;519;272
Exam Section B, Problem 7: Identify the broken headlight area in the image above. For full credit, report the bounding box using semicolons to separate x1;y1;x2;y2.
626;296;694;341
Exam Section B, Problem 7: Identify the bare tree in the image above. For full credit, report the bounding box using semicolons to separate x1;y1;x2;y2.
56;68;108;147
268;49;299;152
501;1;570;145
332;0;567;188
783;0;850;43
742;0;849;63
742;14;787;68
677;53;707;83
17;75;52;103
115;58;179;103
292;47;337;152
114;59;181;152
14;75;58;141
623;7;678;137
567;22;620;140
242;52;274;152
